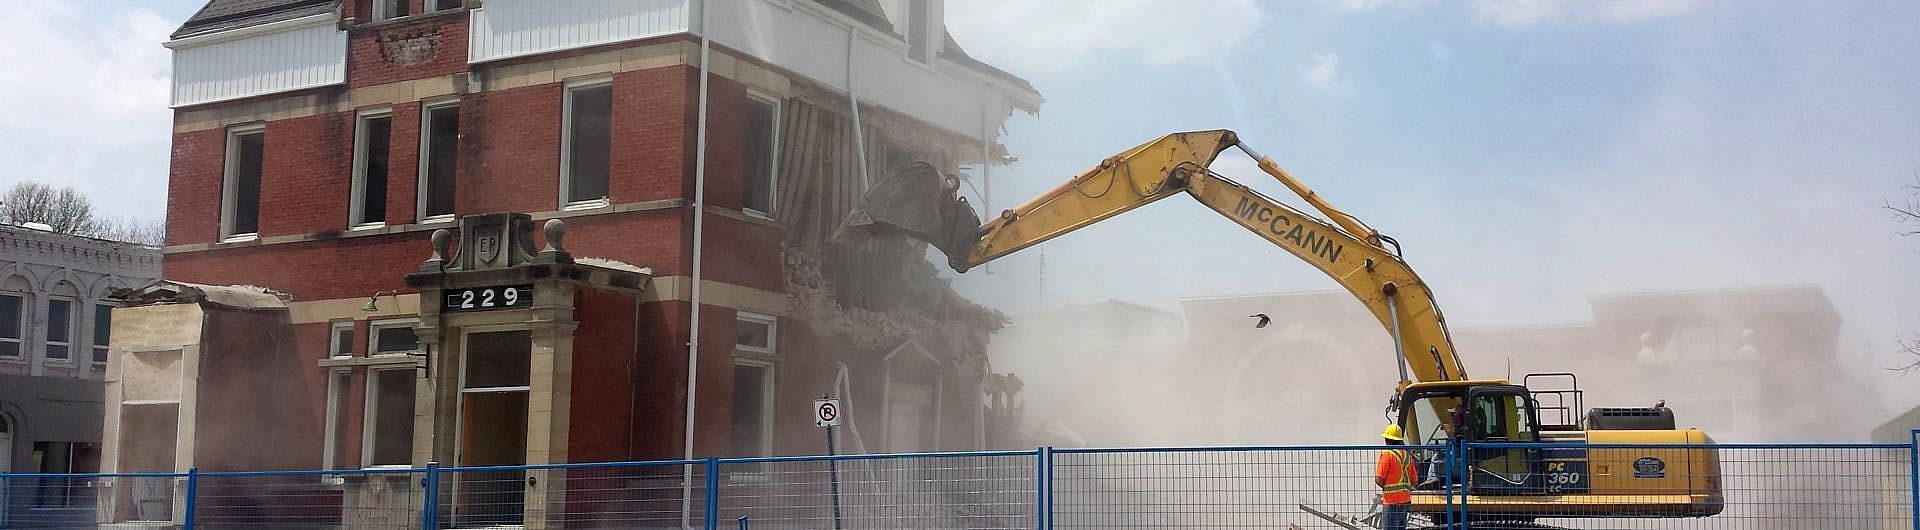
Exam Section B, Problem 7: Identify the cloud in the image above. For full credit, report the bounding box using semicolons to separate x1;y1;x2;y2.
1472;0;1702;27
0;0;174;222
945;0;1264;74
1328;0;1437;10
1298;52;1341;91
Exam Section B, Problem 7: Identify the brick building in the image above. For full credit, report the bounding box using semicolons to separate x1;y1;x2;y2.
115;0;1037;525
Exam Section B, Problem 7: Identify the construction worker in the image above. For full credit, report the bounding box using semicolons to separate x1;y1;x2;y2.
1375;424;1418;530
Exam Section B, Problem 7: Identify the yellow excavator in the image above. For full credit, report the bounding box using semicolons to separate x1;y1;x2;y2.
842;130;1722;529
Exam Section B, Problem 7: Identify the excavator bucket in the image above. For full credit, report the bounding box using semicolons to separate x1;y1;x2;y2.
838;161;985;271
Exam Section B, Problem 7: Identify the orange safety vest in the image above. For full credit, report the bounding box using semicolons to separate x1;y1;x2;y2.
1375;448;1418;505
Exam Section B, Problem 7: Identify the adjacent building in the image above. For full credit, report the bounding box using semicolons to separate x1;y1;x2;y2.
116;0;1037;526
0;224;160;526
997;285;1885;447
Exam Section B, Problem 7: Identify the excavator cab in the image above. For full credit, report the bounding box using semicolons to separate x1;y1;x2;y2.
1398;382;1545;495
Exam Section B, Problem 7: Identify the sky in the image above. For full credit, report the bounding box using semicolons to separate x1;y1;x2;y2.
3;1;1918;406
937;0;1920;407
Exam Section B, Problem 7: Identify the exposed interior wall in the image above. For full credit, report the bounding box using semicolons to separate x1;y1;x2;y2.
193;307;319;470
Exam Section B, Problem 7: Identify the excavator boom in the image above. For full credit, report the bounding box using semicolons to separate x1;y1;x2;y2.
843;130;1466;384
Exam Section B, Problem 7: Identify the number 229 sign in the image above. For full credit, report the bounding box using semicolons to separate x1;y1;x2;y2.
444;285;533;312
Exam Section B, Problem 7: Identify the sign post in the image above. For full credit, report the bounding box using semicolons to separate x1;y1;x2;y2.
814;396;844;530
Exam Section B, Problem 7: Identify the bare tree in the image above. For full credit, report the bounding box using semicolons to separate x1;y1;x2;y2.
1889;175;1920;371
0;182;164;246
95;216;167;246
1;182;100;235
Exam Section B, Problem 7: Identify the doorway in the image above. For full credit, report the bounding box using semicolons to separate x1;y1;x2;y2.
455;329;531;527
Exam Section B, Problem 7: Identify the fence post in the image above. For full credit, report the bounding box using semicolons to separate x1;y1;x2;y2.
182;468;199;530
1453;438;1466;529
422;461;440;530
1035;447;1053;530
1909;429;1917;530
702;458;720;530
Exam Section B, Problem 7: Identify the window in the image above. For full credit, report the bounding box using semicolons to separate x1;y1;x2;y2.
374;0;412;20
561;81;613;207
369;319;418;355
734;313;775;355
351;110;394;227
329;321;355;358
32;441;98;507
92;304;112;367
0;294;22;357
730;362;773;457
323;370;352;470
46;298;73;361
221;125;265;240
364;367;416;467
418;102;460;221
742;94;780;217
431;0;462;11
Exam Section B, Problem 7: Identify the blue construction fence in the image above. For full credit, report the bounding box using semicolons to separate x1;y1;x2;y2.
0;432;1914;529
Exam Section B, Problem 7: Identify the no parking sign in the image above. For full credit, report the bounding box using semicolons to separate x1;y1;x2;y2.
813;398;842;427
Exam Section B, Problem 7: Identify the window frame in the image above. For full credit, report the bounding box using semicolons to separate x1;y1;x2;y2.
349;108;395;230
361;365;418;468
91;303;113;369
44;297;76;362
328;320;356;359
416;98;461;223
371;0;412;21
368;318;420;358
741;91;782;219
734;312;777;357
559;77;615;211
428;0;464;12
220;124;267;242
0;293;24;359
321;368;353;470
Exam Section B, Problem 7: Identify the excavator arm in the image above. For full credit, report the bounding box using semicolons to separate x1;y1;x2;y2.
844;130;1466;384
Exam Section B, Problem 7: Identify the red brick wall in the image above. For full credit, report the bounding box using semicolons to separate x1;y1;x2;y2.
348;15;469;88
611;67;697;203
568;288;639;463
167;128;227;245
385;103;423;225
258;113;353;237
165;232;432;302
460;82;562;214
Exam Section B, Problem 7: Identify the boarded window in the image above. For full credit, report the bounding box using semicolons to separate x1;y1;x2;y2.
564;83;613;205
354;113;393;226
422;104;460;218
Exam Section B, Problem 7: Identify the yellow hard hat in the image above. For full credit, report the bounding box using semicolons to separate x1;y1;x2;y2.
1382;424;1404;441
